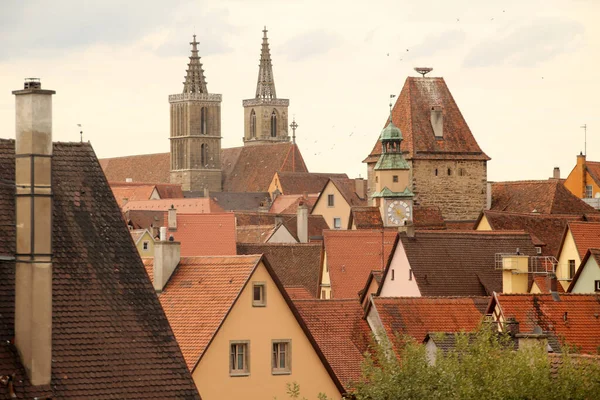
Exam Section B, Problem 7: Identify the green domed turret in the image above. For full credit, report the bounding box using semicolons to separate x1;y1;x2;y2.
380;120;403;141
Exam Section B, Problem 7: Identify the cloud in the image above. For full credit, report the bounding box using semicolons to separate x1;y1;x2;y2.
464;18;585;68
278;29;342;61
407;29;466;58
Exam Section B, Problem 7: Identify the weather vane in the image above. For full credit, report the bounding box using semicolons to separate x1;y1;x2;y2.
77;124;83;142
290;117;298;144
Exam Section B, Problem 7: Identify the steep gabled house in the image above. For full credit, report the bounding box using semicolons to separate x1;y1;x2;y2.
568;249;600;293
144;250;344;400
268;171;348;197
0;80;199;398
312;178;368;230
556;222;600;290
564;153;600;207
130;228;156;257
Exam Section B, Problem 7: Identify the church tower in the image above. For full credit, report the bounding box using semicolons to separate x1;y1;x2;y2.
169;35;222;192
243;27;290;145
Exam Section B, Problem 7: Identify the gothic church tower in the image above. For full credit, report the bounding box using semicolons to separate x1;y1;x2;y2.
169;35;222;192
243;27;289;145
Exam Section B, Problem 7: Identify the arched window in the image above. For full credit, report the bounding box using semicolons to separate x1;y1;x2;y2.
201;143;208;166
271;110;277;138
200;107;207;135
250;109;256;138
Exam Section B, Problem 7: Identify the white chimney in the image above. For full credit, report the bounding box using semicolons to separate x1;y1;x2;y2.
297;202;308;243
159;226;167;241
168;205;177;230
13;78;54;385
153;239;181;292
430;106;443;138
553;167;560;180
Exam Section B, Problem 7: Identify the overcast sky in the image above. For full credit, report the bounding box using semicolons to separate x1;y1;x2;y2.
1;0;598;182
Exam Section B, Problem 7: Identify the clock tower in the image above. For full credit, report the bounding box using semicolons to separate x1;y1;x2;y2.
371;111;414;227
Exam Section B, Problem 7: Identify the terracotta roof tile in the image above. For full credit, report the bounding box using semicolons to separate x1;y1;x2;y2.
109;182;157;207
237;243;322;297
491;180;598;215
166;213;237;257
274;172;348;195
155;183;184;198
483;211;585;257
567;222;600;260
285;286;316;299
329;178;368;207
294;299;371;387
130;228;150;244
0;140;199;398
100;152;170;183
365;77;490;163
270;194;318;214
324;230;397;299
122;198;225;213
201;191;270;211
235;211;329;241
531;275;566;293
236;224;277;243
143;256;261;369
413;205;446;230
493;293;600;354
373;296;489;343
349;207;383;229
397;231;538;296
125;209;164;232
586;161;600;186
444;220;477;230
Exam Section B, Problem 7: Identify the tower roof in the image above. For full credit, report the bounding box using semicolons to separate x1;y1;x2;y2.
379;120;403;141
255;27;277;100
183;35;208;94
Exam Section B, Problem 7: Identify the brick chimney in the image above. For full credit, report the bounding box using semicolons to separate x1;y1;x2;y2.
13;78;55;385
153;228;181;292
297;202;308;243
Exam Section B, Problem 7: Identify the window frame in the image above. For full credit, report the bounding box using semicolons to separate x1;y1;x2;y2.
229;340;250;376
333;217;341;229
568;260;576;280
252;282;267;307
327;194;335;207
585;185;593;198
271;339;292;375
392;175;398;183
142;241;150;251
409;269;413;281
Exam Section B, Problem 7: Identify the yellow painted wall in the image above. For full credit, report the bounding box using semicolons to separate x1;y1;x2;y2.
193;262;341;400
267;172;282;197
374;169;410;194
312;182;351;230
564;156;600;199
557;229;580;290
320;252;331;299
571;255;600;293
475;215;492;231
135;231;155;258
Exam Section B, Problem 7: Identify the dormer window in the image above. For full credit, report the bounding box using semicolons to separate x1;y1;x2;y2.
252;282;266;307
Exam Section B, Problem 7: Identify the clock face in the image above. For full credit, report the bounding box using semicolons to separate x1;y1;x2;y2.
387;200;411;225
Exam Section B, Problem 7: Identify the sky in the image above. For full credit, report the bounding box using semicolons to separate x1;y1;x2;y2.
0;0;599;182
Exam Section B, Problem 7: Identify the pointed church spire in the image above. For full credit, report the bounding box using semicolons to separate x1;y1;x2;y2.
183;35;208;94
255;26;277;100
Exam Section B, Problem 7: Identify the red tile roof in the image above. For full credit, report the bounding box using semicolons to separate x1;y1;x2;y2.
222;143;309;192
144;256;261;369
481;210;584;257
413;205;447;230
365;77;490;163
372;296;489;343
235;211;329;241
109;182;157;207
236;224;277;243
274;171;348;195
567;221;600;260
568;248;600;292
491;293;600;354
155;183;184;199
491;180;598;215
100;152;171;183
531;275;566;293
165;213;237;257
392;231;538;296
237;243;323;297
0;140;199;398
285;286;316;299
270;194;318;214
330;178;368;207
294;299;372;388
324;230;397;299
586;161;600;186
349;207;383;229
122;198;225;213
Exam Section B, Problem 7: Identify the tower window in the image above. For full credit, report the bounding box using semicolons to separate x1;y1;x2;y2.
200;143;208;167
271;110;277;138
201;107;207;135
434;168;438;176
250;109;256;138
447;168;451;176
458;168;465;176
393;175;398;183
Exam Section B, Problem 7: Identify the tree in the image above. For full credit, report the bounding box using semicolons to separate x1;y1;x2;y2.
352;326;600;400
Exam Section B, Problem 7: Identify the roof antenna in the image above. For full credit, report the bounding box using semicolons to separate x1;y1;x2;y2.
77;124;83;142
414;67;433;77
581;124;587;156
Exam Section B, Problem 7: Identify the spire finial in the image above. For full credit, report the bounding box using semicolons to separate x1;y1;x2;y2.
389;94;396;123
183;34;208;94
290;117;298;144
255;27;277;100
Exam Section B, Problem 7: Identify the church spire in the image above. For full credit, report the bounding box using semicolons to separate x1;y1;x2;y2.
255;26;277;100
183;34;208;94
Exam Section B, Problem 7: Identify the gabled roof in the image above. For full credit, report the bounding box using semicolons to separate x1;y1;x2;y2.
196;191;269;211
222;143;308;192
390;231;537;296
274;171;348;195
413;205;446;230
585;161;600;186
0;140;199;398
144;254;346;394
166;213;237;257
285;286;315;299
154;183;184;199
125;209;165;231
491;180;598;215
568;248;600;292
372;296;489;343
122;198;225;213
99;152;171;183
348;206;383;229
294;299;372;388
236;224;278;243
130;228;153;245
270;193;319;214
531;275;566;294
237;243;323;297
489;293;600;354
365;77;490;163
479;210;585;257
565;221;600;260
358;270;384;304
314;178;368;209
324;230;397;299
235;211;329;241
109;182;157;207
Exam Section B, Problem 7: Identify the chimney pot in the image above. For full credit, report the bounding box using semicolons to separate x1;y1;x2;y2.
168;205;177;230
297;202;309;243
553;167;560;180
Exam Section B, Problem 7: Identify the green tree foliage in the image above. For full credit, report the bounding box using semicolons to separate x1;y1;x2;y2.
352;326;600;400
